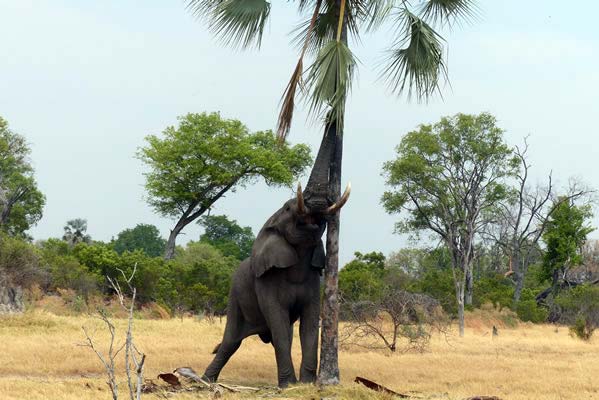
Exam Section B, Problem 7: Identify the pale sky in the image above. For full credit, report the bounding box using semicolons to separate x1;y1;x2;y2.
1;1;598;264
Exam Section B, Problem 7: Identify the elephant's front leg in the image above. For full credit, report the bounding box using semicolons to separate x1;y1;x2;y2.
263;306;297;387
299;295;320;383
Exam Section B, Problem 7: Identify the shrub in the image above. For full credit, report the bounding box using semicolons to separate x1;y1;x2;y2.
473;275;514;310
516;299;548;323
557;284;599;340
0;234;46;288
340;288;448;353
570;316;594;340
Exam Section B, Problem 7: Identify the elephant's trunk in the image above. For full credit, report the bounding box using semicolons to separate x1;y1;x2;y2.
303;119;337;212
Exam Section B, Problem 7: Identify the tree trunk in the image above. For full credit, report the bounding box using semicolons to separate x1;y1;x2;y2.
512;253;524;303
465;268;473;306
0;280;24;314
164;223;185;260
318;120;342;385
318;0;346;385
455;279;465;337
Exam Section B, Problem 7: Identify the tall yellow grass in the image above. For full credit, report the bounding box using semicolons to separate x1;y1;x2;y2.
1;310;598;400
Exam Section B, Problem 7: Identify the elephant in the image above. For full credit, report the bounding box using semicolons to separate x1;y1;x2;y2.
201;181;350;387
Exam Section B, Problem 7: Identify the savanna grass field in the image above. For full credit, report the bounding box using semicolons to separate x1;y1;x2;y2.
1;309;598;400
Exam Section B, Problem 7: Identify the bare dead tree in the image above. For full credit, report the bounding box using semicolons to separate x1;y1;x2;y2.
340;289;448;354
80;310;122;400
484;138;591;303
80;266;145;400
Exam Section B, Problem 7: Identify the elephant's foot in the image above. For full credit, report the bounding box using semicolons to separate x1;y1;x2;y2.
201;372;217;383
299;367;317;383
278;374;297;388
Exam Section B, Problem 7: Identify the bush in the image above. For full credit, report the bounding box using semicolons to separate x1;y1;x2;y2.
340;288;448;353
410;268;457;316
39;239;101;300
0;234;46;288
473;275;514;310
557;284;599;340
516;299;548;323
155;241;238;315
570;316;594;340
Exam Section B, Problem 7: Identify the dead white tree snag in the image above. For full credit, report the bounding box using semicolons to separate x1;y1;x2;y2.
80;265;145;400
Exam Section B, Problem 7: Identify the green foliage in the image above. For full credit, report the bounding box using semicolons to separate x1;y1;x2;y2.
541;200;594;282
62;219;92;246
199;215;254;260
516;299;548;323
382;112;517;237
112;223;166;257
339;251;386;303
118;250;168;303
473;275;514;310
556;284;599;340
410;265;457;315
0;116;45;237
570;316;594;341
137;112;312;220
72;243;120;279
189;1;477;136
156;241;238;314
0;233;45;288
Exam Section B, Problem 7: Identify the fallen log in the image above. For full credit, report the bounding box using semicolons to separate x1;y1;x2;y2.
465;396;502;400
157;373;181;387
354;376;409;398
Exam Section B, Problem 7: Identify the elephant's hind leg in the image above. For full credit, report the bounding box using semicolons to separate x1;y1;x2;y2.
263;307;297;387
202;302;244;382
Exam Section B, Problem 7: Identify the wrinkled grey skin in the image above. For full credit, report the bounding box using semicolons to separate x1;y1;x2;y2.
202;197;327;387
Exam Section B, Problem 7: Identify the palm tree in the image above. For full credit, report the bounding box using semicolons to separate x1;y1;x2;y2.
62;218;92;246
187;0;477;384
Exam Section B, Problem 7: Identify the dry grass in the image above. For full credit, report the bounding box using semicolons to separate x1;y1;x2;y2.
1;310;598;400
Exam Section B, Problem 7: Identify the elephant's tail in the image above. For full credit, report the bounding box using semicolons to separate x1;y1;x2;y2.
212;343;221;354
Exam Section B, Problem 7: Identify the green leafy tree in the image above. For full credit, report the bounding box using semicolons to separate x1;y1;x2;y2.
63;219;92;246
157;241;238;314
541;199;594;289
39;239;101;301
382;113;518;336
137;112;311;260
112;223;166;257
187;0;478;383
199;215;255;260
0;117;45;237
339;251;386;303
72;242;120;281
0;233;45;289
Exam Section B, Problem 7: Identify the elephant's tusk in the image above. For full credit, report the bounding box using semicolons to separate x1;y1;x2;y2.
325;182;351;214
297;182;307;214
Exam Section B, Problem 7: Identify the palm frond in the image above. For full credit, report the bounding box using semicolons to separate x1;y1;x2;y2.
305;40;357;130
380;9;447;101
291;8;337;56
353;0;396;31
187;0;271;49
277;0;323;140
277;60;304;140
420;0;479;26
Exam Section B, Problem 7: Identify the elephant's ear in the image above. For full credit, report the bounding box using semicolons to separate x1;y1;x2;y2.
311;240;326;269
251;231;298;278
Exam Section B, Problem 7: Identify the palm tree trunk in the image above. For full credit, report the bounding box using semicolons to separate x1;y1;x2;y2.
318;1;347;384
318;119;342;385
